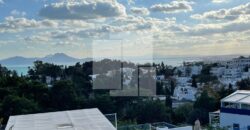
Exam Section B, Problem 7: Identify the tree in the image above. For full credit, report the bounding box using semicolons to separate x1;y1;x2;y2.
191;75;198;88
136;100;171;124
237;78;250;90
50;80;79;110
187;108;208;125
18;81;50;109
173;103;193;124
185;66;192;77
170;80;176;95
194;91;217;112
165;86;172;108
0;95;39;124
88;94;115;114
192;91;218;125
177;70;182;77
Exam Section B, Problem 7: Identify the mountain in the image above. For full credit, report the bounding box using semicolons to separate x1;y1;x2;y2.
0;56;37;66
0;53;91;66
41;53;81;64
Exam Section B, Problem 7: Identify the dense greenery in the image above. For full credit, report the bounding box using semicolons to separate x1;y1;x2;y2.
237;78;250;90
0;60;235;128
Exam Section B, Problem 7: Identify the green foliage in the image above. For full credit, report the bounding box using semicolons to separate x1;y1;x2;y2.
191;75;198;88
88;94;115;114
50;80;79;110
187;108;208;125
0;95;39;123
0;60;224;127
191;91;219;125
173;103;193;124
156;62;174;78
237;78;250;90
136;100;171;124
194;91;218;112
194;64;218;83
218;85;234;99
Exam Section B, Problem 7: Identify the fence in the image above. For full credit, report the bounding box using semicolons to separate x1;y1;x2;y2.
118;124;151;130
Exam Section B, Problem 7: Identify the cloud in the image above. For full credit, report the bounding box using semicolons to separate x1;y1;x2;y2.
128;0;135;5
10;10;26;17
191;2;250;21
39;0;126;20
211;0;229;3
188;16;250;36
130;7;149;16
24;35;49;42
0;16;58;33
38;15;179;42
0;0;4;4
150;0;194;14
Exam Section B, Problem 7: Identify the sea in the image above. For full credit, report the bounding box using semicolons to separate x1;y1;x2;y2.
5;57;204;76
7;65;30;76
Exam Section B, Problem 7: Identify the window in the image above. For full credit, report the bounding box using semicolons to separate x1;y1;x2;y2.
233;124;239;130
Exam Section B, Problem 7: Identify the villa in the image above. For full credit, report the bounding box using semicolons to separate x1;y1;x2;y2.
210;90;250;130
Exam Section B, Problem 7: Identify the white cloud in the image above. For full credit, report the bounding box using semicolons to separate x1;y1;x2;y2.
34;15;178;43
191;2;250;21
128;0;135;5
211;0;229;3
130;7;150;16
0;0;4;4
188;16;250;36
39;0;126;20
0;16;58;33
10;10;26;17
150;0;194;14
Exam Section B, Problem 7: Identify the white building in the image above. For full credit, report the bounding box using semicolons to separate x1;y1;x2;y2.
210;90;250;130
174;65;202;77
190;65;202;76
222;68;242;80
242;72;250;79
5;108;116;130
175;77;191;86
156;75;165;81
173;86;197;101
210;67;225;77
223;57;250;68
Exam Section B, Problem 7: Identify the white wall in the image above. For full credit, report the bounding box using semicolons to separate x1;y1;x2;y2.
170;126;193;130
220;112;250;129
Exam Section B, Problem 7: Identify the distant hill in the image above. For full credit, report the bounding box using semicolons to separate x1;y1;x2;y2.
0;53;92;66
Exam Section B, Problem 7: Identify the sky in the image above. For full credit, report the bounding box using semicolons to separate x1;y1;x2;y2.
0;0;250;59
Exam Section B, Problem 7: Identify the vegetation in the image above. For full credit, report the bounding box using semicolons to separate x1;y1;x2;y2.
0;60;233;127
237;78;250;90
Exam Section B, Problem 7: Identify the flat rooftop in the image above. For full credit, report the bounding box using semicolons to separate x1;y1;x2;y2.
5;108;116;130
221;90;250;104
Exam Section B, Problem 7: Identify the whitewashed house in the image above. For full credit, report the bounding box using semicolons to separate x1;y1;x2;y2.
156;75;165;81
210;90;250;130
224;57;250;68
190;65;202;76
175;77;191;86
173;86;197;101
174;65;202;77
222;68;242;81
210;67;225;77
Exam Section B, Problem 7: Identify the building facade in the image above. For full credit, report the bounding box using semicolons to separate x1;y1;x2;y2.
219;90;250;130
